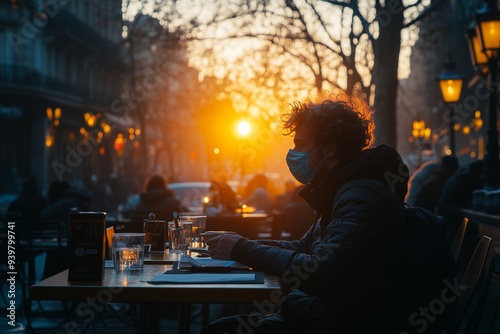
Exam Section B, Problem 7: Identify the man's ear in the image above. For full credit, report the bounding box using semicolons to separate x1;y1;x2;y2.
325;143;336;158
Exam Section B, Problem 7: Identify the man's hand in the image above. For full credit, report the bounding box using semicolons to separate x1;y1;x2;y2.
205;233;244;260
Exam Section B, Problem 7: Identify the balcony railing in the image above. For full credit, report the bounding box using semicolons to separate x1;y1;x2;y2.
0;64;120;107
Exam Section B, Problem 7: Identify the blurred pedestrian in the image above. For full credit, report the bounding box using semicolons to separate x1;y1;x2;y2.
282;186;316;240
405;160;438;206
39;180;93;224
89;175;113;212
272;179;296;212
132;174;184;231
414;155;459;212
242;174;271;213
438;160;484;264
7;177;47;219
210;175;238;212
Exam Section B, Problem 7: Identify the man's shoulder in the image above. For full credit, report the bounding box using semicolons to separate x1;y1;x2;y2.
336;178;395;203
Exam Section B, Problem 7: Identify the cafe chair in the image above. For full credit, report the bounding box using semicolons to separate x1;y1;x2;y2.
450;218;468;264
17;219;68;332
445;235;491;333
106;226;115;260
463;253;500;334
0;322;25;333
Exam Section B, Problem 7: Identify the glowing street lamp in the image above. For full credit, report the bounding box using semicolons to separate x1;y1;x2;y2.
438;57;463;156
474;0;500;56
438;60;463;104
471;0;500;188
466;24;490;67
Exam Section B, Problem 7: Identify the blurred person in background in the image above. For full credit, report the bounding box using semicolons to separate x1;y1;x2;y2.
7;176;47;219
89;174;114;212
438;160;484;264
210;175;238;212
273;179;297;212
405;160;438;206
282;185;316;240
39;180;92;224
242;174;271;213
132;174;185;231
414;155;459;212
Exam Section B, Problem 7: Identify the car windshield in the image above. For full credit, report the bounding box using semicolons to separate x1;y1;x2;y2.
168;183;211;211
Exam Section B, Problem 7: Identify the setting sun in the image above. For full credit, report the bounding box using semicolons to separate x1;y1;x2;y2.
237;120;251;137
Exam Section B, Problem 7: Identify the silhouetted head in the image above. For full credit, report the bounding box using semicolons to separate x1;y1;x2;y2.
468;160;483;175
21;177;41;196
144;174;167;191
252;174;269;190
437;155;459;177
441;155;459;170
47;180;70;204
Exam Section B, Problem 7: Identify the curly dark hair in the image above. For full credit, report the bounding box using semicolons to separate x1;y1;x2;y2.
281;93;374;160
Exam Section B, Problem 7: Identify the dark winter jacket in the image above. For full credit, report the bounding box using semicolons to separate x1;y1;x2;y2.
8;192;47;220
132;188;184;232
39;187;92;224
230;145;438;333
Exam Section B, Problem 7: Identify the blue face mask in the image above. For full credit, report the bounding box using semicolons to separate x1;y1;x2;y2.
286;147;322;184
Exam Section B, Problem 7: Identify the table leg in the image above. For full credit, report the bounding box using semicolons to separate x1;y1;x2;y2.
178;303;191;334
140;303;160;334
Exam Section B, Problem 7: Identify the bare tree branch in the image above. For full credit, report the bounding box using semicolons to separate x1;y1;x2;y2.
402;0;447;28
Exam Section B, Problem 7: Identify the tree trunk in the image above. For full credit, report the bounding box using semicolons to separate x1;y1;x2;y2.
373;2;404;147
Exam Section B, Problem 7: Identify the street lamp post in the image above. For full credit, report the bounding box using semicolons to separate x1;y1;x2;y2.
438;57;464;156
467;0;500;189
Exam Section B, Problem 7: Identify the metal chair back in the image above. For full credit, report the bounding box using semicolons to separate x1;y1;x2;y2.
464;253;500;334
446;235;491;333
450;217;468;263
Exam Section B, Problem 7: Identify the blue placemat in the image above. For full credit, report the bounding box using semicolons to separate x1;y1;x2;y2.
149;270;264;284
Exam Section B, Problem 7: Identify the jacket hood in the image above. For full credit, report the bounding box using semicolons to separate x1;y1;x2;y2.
300;144;409;215
140;188;175;204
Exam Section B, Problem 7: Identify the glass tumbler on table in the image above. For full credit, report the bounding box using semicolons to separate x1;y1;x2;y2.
112;233;145;270
180;215;207;248
168;221;189;254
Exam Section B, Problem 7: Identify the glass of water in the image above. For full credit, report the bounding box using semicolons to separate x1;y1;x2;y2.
180;215;207;248
112;233;145;270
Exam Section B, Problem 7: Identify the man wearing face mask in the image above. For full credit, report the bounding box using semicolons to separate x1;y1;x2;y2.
203;96;429;333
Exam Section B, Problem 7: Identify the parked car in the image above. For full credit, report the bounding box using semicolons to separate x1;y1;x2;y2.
119;182;211;217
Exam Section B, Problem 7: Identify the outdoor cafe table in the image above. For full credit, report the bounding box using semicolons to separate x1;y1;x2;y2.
30;264;282;334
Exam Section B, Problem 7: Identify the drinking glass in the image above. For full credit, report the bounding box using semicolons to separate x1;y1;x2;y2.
112;233;145;270
180;215;207;248
168;221;188;253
